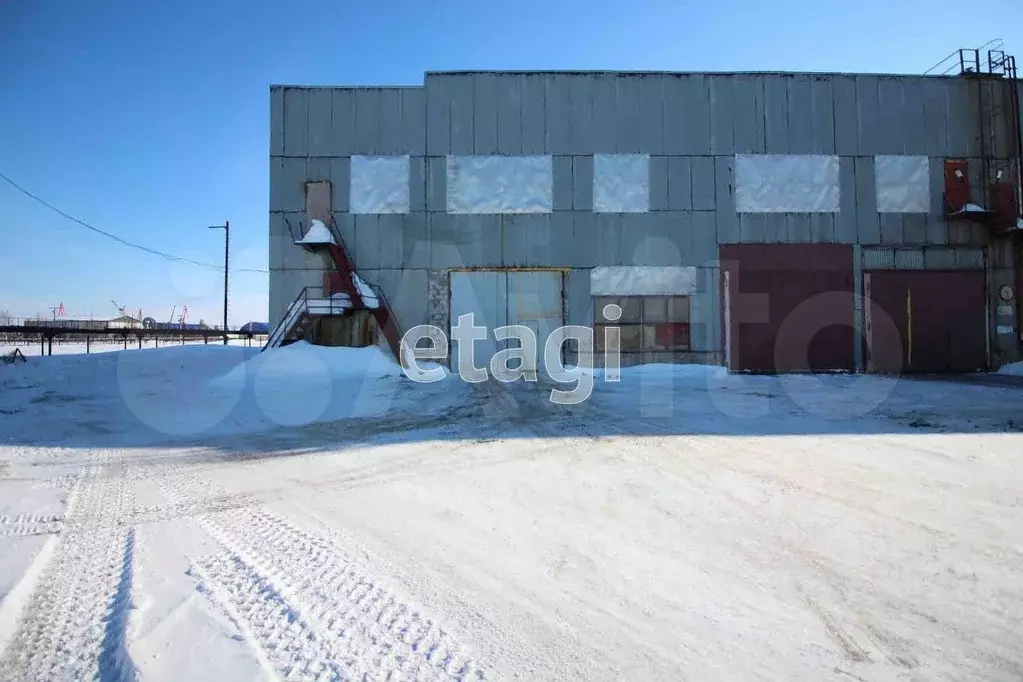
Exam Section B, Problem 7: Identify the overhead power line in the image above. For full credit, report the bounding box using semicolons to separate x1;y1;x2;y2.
0;171;268;274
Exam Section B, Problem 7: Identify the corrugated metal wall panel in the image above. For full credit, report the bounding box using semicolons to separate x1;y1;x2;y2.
667;157;692;210
900;80;927;156
572;155;593;210
401;89;427;156
520;74;546;155
353;89;380;155
568;76;594;155
786;76;813;155
855;76;881;155
691;157;716;210
731;75;765;154
923;248;956;269
473;74;499;155
639;76;666;153
894;248;925;269
544;74;571;155
877;78;906;154
270;88;285;156
552;156;573;212
954;247;985;269
614;76;645;153
448;75;475;155
863;247;895;269
494;75;522;155
763;76;789;153
921;80;949;157
836;157;857;243
833;76;859;156
426;76;451;155
590;75;616;152
809;76;835;154
283;88;308;157
708;76;734;155
377;89;404;155
649;156;669;211
714;156;738;243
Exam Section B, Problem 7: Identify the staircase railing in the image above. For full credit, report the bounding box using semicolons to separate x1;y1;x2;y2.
263;286;352;351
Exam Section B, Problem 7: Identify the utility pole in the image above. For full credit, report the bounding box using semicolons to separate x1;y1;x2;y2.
208;221;229;344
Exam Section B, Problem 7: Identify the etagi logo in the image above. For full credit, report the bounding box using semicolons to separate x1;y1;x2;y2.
400;304;626;404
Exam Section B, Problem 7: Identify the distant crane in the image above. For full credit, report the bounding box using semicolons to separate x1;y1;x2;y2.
48;302;66;320
111;300;126;317
168;306;177;325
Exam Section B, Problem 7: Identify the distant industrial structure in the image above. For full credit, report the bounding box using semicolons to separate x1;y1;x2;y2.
268;45;1022;374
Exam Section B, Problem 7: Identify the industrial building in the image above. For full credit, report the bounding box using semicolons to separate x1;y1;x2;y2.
268;47;1022;374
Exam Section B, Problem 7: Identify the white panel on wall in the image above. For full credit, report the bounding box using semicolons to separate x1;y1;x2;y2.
447;156;552;214
734;154;840;213
875;155;929;213
590;266;698;296
593;154;650;213
350;156;410;214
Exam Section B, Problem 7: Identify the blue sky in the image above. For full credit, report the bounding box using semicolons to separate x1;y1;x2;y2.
0;0;1014;324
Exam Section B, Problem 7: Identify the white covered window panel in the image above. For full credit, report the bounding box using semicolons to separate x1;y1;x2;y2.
447;156;552;214
875;155;929;213
594;154;650;213
734;154;840;213
350;156;410;214
590;266;698;296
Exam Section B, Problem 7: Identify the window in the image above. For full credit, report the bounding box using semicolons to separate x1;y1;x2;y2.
734;154;840;213
875;155;929;213
594;154;650;213
350;156;410;214
593;295;691;352
447;156;553;213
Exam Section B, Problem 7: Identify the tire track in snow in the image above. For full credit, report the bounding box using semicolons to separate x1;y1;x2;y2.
0;459;138;682
0;514;65;537
159;467;486;681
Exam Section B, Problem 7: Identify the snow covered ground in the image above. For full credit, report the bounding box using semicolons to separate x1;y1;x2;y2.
1;337;263;358
1;345;1022;680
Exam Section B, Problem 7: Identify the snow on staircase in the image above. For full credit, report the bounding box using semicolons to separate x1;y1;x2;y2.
263;217;403;362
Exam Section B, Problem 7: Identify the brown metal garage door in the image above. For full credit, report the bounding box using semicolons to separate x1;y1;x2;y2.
864;270;987;373
721;244;855;373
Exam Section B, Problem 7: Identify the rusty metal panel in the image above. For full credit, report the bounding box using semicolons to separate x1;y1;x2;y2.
720;244;855;372
864;270;987;373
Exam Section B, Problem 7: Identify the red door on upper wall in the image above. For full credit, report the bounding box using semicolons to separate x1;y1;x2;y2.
864;270;987;373
720;244;856;373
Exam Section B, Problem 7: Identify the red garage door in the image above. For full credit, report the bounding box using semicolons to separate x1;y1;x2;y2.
721;244;855;373
864;270;987;373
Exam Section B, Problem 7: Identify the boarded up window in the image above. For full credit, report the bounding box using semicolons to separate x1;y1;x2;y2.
447;156;552;213
594;295;691;352
594;154;650;213
875;156;929;213
350;156;410;214
734;154;840;213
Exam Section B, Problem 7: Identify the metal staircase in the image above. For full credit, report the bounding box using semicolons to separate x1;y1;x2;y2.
263;216;405;364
